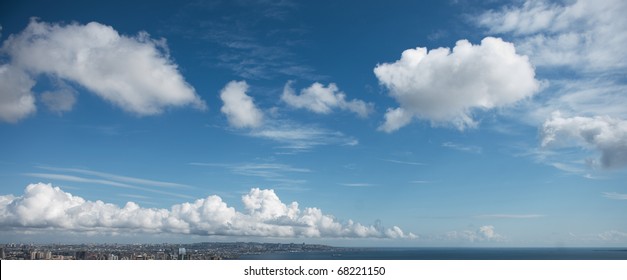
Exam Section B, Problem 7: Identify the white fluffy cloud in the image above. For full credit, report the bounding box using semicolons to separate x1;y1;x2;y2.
478;0;627;70
541;113;627;169
0;19;205;122
282;82;373;117
220;80;264;128
0;183;414;239
374;37;539;132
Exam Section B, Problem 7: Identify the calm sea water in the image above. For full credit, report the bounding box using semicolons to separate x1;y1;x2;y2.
238;248;627;260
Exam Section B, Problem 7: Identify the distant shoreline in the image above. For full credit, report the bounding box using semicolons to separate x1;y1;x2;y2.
2;242;627;260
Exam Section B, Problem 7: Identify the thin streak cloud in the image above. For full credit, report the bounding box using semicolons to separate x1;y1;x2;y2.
23;173;194;199
475;214;545;219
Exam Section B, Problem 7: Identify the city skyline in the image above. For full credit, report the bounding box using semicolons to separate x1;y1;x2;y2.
1;0;626;247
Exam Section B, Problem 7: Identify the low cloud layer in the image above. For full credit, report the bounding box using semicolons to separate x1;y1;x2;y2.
0;19;205;123
541;113;627;169
444;225;503;242
374;37;539;132
0;183;414;239
282;82;373;117
220;80;264;128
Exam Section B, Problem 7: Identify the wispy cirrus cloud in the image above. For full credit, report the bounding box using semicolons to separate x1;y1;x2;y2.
190;162;310;179
24;166;195;199
247;120;358;151
442;142;482;154
340;183;375;188
474;214;545;219
166;1;320;81
381;159;424;166
602;192;627;200
37;166;194;189
478;0;627;71
190;161;311;190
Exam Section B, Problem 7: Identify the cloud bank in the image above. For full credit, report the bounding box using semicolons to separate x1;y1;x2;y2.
541;113;627;169
220;80;264;128
0;19;205;123
444;225;503;242
0;183;414;239
282;82;373;118
374;37;539;132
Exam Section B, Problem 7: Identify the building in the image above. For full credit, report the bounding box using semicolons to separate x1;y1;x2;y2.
75;251;87;260
178;247;186;260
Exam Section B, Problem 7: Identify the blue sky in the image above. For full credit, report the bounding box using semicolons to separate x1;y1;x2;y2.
1;0;626;246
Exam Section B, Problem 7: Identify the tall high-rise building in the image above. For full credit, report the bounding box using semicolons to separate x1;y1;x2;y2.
178;247;186;260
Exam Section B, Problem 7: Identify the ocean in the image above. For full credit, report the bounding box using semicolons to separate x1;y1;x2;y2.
238;247;627;260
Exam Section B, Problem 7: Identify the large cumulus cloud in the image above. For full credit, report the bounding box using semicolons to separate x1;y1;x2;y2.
0;19;205;122
374;37;539;132
0;183;414;239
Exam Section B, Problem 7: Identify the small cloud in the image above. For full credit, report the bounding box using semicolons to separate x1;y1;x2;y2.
602;192;627;200
410;180;430;184
282;81;373;118
248;120;358;151
191;162;309;180
220;80;264;128
382;159;424;166
475;214;545;219
340;183;374;187
442;142;482;154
